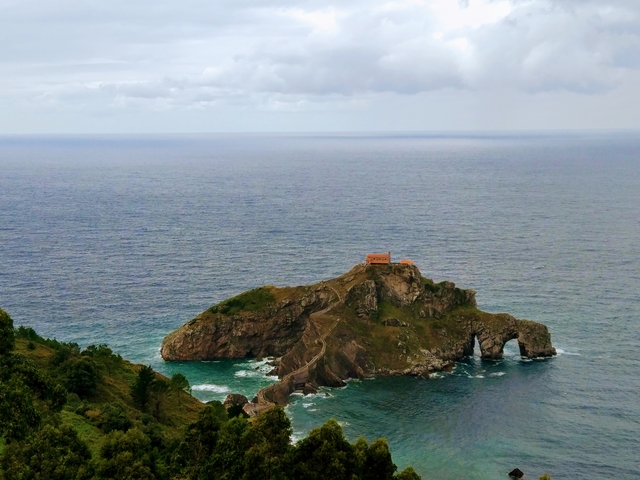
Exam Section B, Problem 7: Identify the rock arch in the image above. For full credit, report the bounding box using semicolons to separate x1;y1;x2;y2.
465;315;556;360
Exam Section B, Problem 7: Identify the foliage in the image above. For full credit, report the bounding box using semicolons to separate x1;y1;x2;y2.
59;356;101;397
81;344;123;374
0;351;67;442
362;438;396;480
227;403;249;419
0;425;93;480
209;287;276;316
178;402;229;467
51;342;82;367
170;373;190;407
131;366;156;412
539;475;552;480
291;418;358;480
0;378;41;441
396;467;422;480
0;317;422;480
243;406;292;480
94;428;159;480
151;378;170;419
170;373;190;394
96;403;133;434
0;308;15;356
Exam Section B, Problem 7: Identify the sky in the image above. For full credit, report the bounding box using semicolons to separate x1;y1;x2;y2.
1;0;639;133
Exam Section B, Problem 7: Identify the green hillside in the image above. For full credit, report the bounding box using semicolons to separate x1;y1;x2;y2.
0;306;422;480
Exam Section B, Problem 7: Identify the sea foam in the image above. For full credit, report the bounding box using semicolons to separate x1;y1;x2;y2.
191;384;230;394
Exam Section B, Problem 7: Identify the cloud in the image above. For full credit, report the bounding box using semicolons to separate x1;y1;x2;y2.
1;0;640;127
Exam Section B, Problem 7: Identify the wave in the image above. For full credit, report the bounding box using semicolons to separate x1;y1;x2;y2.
191;384;230;393
489;372;505;377
555;348;581;356
233;358;274;369
234;370;263;378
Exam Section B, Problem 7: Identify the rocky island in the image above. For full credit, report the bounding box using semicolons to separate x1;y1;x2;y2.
161;263;556;407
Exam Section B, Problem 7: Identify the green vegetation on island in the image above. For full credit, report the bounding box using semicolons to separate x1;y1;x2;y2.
0;307;421;480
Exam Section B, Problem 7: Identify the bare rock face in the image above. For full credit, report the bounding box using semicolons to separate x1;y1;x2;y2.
345;280;378;318
516;319;557;358
161;287;333;361
376;265;423;307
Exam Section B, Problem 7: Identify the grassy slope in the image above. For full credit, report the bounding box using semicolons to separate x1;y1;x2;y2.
11;338;204;453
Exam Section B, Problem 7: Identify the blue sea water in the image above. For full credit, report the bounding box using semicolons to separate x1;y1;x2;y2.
1;132;639;479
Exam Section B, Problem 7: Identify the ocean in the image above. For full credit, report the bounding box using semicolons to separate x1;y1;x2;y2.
1;132;639;479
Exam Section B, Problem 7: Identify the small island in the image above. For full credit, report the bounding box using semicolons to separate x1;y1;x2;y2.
162;258;556;408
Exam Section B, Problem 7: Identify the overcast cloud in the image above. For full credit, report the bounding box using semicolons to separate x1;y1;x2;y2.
1;0;639;132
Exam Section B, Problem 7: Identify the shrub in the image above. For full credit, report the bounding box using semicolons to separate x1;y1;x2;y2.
0;424;93;479
97;403;132;434
396;467;422;480
0;308;15;355
15;326;40;342
209;287;276;316
59;356;100;397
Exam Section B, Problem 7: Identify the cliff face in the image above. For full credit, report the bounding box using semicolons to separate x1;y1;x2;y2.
161;264;556;404
160;285;335;361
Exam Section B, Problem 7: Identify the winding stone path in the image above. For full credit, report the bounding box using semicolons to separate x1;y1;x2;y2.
250;284;343;412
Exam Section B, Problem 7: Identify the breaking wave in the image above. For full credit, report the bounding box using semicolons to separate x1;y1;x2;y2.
191;384;230;394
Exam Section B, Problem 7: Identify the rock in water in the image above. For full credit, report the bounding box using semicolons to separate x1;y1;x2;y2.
223;393;249;407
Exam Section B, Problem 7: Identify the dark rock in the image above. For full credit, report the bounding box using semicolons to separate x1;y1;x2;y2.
302;383;317;395
508;468;524;478
382;318;401;326
223;393;249;407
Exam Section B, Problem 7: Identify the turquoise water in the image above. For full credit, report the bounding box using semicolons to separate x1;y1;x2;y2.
1;133;639;478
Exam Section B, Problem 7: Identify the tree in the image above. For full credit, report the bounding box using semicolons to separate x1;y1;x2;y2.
171;402;229;476
244;406;293;480
200;416;250;480
97;402;132;434
0;378;40;441
82;344;123;374
291;418;357;480
131;366;156;412
0;308;15;355
362;438;396;480
395;467;422;480
151;378;169;419
170;373;190;407
94;428;158;480
59;356;100;397
0;424;93;480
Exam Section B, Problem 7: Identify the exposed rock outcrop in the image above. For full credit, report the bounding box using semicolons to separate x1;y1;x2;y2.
161;263;556;406
223;393;248;408
161;286;334;361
